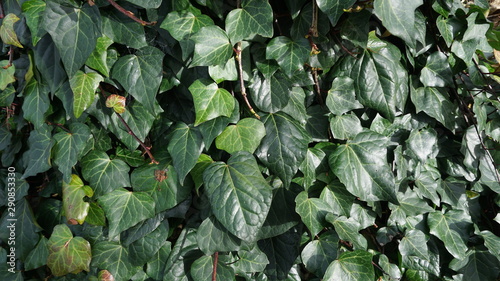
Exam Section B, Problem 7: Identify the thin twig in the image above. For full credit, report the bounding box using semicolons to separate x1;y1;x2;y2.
311;67;324;105
47;121;71;133
235;42;260;119
310;0;319;37
212;252;219;281
107;0;156;26
2;46;14;69
116;113;158;164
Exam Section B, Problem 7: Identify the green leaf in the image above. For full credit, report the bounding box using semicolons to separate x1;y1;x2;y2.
191;25;233;66
316;0;356;26
301;231;339;277
98;188;155;238
42;2;101;76
215;118;266;154
406;128;439;162
110;100;155;150
167;122;204;183
191;255;235;281
479;230;500;258
412;87;459;130
81;150;130;197
203;152;272;242
160;9;213;41
196;216;241;255
85;36;114;77
21;79;50;129
101;9;147;49
188;79;235;126
326;77;363;116
258;187;301;239
255;112;310;187
414;164;441;206
299;147;326;189
105;94;126;114
282;87;307;125
374;0;423;48
53;124;92;182
62;174;93;224
259;226;301;280
428;210;472;260
92;241;135;281
451;13;491;65
47;224;91;276
320;182;355;217
86;202;106;226
209;57;238;82
146;243;171;280
22;124;54;178
225;0;273;43
125;0;161;8
111;46;164;113
328;215;368;250
0;61;16;90
294;191;330;236
234;246;269;273
329;131;398;204
329;113;363;140
266;36;310;77
115;147;144;167
0;13;23;48
449;250;500;281
324;250;374;281
399;229;430;260
22;0;47;46
25;236;49;271
128;222;169;266
420;52;454;87
249;71;292;113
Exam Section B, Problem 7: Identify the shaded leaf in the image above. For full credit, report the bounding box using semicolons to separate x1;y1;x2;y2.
428;210;472;260
301;231;339;277
328;215;367;250
25;236;49;271
22;124;54;178
21;79;49;129
259;226;301;280
316;0;356;26
294;191;330;236
420;52;453;87
92;241;135;281
249;71;292;113
53;123;91;182
196;216;241;255
412;87;458;130
266;36;310;77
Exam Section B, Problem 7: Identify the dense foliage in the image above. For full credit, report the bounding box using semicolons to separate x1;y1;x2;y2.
1;0;500;280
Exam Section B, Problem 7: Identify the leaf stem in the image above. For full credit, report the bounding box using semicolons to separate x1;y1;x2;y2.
310;0;319;37
212;252;218;281
235;42;260;119
115;112;158;164
106;0;156;26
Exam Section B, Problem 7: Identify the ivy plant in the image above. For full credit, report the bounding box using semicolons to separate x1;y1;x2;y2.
0;0;499;280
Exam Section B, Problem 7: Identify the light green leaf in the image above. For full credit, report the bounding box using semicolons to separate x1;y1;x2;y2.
234;246;269;273
0;60;16;90
209;57;238;82
85;36;114;76
266;36;310;77
188;79;235;126
406;128;439;162
420;52;454;87
329;113;363;140
111;46;164;113
256;112;311;187
295;191;330;236
329;131;398;204
47;224;91;276
328;215;367;250
167;122;204;183
22;79;49;129
92;241;135;281
316;0;356;26
22;0;47;46
374;0;423;48
0;13;23;48
22;124;54;178
81;150;130;197
225;0;273;43
160;9;213;41
215;118;266;153
105;94;126;114
326;77;363;116
191;25;233;66
42;2;101;76
324;250;374;281
301;231;339;277
412;87;459;130
98;188;155;238
125;0;161;8
196;216;241;255
69;70;103;118
203;152;273;242
399;229;430;260
428;210;472;260
62;174;93;225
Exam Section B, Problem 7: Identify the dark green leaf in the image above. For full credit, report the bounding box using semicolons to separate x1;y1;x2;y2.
126;0;161;8
449;249;500;281
259;226;301;280
115;147;145;167
101;9;147;49
215;118;266;154
406;128;439;162
225;0;273;43
324;250;374;281
85;36;114;77
234;246;269;273
196;216;241;255
294;191;330;236
110;100;156;150
22;0;47;46
326;77;363;116
191;255;235;281
22;124;54;178
316;0;356;26
328;215;367;250
92;241;136;281
189;79;235;126
191;25;233;66
428;210;472;260
266;36;310;77
299;147;326;190
203;152;272;242
128;222;169;266
420;52;453;87
249;71;292;113
47;224;91;276
399;229;430;260
320;181;355;217
411;87;459;130
81;150;130;197
301;231;339;277
53;123;91;182
21;79;49;129
329;113;363;140
25;236;49;271
167;122;204;183
160;9;213;42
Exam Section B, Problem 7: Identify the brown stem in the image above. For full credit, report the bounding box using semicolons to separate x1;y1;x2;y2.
235;42;260;119
47;121;71;133
116;113;158;164
107;0;156;26
311;68;324;105
212;252;219;281
2;46;14;69
310;0;319;37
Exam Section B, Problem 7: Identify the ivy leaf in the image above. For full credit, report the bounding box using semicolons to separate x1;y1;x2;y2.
249;71;292;113
324;250;374;281
191;255;235;281
301;231;339;277
167;123;204;183
0;13;23;48
428;210;472;260
374;0;423;48
22;79;50;129
62;174;93;225
420;52;453;87
0;61;16;90
98;188;155;239
329;131;398;204
22;0;47;46
42;2;101;76
196;216;241;255
225;0;273;43
101;9;147;49
85;36;114;77
22;124;54;178
47;224;91;276
188;79;235;126
328;215;368;250
329;112;363;140
110;101;155;150
406;128;439;162
160;9;213;41
81;150;130;197
25;237;49;271
215;118;266;154
449;249;500;281
399;229;429;260
255;112;311;187
266;36;310;77
191;25;233;66
326;77;363;116
299;147;326;189
69;70;103;118
294;191;330;236
111;46;164;113
320;181;355;217
316;0;356;26
92;241;135;281
412;87;458;130
203;152;273;242
234;246;269;273
125;0;161;8
105;94;126;114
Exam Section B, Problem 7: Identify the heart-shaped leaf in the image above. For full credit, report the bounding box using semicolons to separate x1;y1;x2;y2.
47;224;91;276
189;79;235;126
81;150;130;197
62;174;93;224
225;0;273;43
324;250;374;281
215;118;266;153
